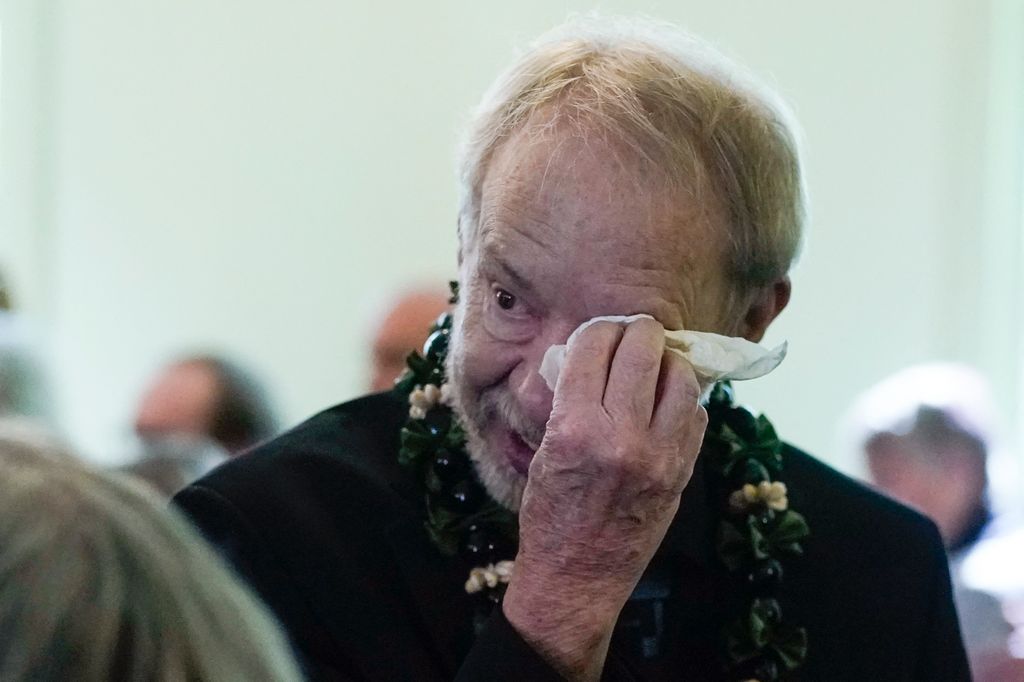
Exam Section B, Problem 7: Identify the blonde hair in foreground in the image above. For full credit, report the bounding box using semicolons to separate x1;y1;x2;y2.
457;15;807;292
0;429;303;682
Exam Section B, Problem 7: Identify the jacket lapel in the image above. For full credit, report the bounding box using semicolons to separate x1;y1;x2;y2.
658;453;715;566
384;513;477;677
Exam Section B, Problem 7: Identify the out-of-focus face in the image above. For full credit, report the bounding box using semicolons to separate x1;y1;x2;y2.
446;119;735;509
865;435;983;547
370;291;451;392
134;362;221;444
865;438;935;513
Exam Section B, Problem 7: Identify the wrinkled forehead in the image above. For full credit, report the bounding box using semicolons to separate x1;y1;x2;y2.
482;109;685;207
474;117;727;275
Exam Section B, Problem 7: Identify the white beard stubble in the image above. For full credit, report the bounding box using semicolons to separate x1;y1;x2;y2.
444;314;531;512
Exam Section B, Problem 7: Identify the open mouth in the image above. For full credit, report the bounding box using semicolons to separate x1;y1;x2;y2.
518;431;541;452
506;430;539;475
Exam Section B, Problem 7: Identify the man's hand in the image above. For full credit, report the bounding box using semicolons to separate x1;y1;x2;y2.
502;318;708;681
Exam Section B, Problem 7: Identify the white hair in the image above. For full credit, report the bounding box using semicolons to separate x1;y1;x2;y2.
456;15;807;291
0;433;303;682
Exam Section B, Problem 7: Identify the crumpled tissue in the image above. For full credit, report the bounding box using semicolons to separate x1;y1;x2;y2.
539;314;786;394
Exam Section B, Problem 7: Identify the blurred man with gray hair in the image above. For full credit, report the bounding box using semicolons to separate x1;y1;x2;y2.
177;18;967;681
851;363;1015;676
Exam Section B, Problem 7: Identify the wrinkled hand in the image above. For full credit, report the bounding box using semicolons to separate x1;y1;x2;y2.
503;318;708;681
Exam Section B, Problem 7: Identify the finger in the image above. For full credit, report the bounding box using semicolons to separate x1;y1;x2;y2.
671;405;709;491
603;318;665;423
681;405;710;475
556;321;624;406
650;350;702;435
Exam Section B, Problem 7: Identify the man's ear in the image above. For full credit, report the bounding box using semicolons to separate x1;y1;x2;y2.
739;276;791;342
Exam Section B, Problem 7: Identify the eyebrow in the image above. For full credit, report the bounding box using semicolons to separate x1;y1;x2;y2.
480;244;536;296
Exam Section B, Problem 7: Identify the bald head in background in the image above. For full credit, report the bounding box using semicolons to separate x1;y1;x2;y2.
369;289;450;392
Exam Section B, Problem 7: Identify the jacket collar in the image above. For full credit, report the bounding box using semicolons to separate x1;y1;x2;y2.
657;451;716;567
384;511;476;676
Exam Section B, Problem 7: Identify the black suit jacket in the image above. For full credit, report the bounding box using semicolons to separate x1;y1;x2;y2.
174;392;970;681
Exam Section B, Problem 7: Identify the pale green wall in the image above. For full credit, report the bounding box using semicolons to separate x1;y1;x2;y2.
1;0;1020;481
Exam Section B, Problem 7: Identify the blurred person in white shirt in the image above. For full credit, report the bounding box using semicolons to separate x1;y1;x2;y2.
849;363;1018;675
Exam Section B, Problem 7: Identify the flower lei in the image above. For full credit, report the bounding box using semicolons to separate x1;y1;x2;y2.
396;283;809;681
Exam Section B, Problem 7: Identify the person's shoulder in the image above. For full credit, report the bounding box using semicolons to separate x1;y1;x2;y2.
179;391;416;520
779;446;970;678
782;443;944;560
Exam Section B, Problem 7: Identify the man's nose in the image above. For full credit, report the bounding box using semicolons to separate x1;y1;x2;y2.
512;358;555;428
511;324;575;428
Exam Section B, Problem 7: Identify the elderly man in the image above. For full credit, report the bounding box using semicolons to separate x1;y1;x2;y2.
175;19;968;681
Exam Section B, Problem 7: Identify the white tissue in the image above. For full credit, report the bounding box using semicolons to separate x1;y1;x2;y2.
539;314;786;393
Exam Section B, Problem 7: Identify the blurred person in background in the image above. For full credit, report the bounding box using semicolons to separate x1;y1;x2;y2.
0;270;10;311
124;354;278;495
117;435;230;498
960;526;1024;680
849;363;1017;675
0;269;51;427
134;354;278;455
368;287;451;392
0;423;304;681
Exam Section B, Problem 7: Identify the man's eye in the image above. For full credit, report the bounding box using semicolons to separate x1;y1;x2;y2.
495;289;517;311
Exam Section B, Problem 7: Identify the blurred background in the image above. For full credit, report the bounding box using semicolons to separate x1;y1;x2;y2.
1;0;1021;489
